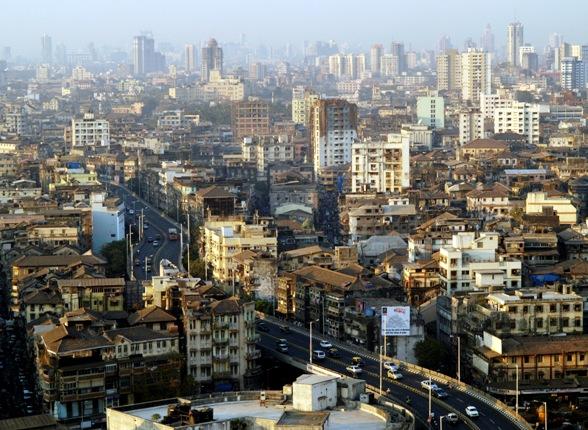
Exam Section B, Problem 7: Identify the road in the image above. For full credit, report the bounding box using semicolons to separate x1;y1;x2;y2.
110;183;182;281
257;318;519;430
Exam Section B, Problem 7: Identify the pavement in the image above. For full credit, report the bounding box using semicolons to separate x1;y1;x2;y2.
257;318;519;430
111;183;182;281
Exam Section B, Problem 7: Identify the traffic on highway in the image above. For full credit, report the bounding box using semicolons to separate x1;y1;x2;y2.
257;317;521;430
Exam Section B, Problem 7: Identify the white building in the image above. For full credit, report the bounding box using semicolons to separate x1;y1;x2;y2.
351;135;410;193
560;57;585;91
518;44;535;66
439;232;522;296
71;113;110;149
459;109;485;146
494;102;540;144
401;124;433;151
310;99;358;175
292;375;338;412
416;95;445;129
480;93;514;119
292;86;319;126
461;49;492;103
507;22;524;67
91;192;125;255
525;192;577;225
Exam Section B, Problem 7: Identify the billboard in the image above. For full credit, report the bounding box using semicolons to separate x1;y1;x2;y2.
381;306;410;336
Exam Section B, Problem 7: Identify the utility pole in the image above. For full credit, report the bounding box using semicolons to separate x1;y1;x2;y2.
309;320;315;364
428;375;432;425
379;344;383;395
187;213;191;276
515;363;519;417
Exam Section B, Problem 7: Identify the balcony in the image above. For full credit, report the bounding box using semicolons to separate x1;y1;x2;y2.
213;352;229;361
247;350;261;360
247;334;260;343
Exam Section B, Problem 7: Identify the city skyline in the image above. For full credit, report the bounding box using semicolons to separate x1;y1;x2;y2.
1;0;587;58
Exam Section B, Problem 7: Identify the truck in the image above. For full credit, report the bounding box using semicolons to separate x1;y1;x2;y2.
168;228;178;240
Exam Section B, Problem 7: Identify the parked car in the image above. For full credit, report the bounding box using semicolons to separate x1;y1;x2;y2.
346;365;363;375
387;370;404;380
420;380;439;390
319;340;332;348
465;406;479;418
313;350;326;360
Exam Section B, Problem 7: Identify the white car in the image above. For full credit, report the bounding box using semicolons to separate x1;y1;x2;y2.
346;365;363;375
387;370;403;380
383;361;399;372
320;340;332;348
313;350;326;360
445;413;459;424
420;380;439;390
465;406;479;418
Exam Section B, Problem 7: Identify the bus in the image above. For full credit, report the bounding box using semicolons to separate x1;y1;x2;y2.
168;228;179;240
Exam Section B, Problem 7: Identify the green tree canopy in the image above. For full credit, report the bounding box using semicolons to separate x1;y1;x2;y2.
101;240;127;278
413;338;449;370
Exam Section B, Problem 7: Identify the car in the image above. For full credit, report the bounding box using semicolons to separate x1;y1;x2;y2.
313;350;326;360
346;365;363;375
445;413;459;424
135;260;141;266
279;325;291;334
352;356;364;366
420;380;439;391
256;322;270;332
147;237;153;243
155;234;162;240
465;406;479;418
433;387;448;398
328;348;340;357
319;340;332;348
143;224;149;229
275;338;288;345
276;343;288;353
128;209;135;215
387;370;404;380
153;241;160;247
383;361;399;372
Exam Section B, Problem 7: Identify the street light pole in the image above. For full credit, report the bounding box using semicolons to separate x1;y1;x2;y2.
457;336;461;382
309;321;314;364
428;375;432;423
379;344;383;395
543;401;547;430
515;363;519;417
440;415;445;430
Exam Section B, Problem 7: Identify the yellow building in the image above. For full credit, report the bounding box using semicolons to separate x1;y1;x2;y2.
202;219;277;283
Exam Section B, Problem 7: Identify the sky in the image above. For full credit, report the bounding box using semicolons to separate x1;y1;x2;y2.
1;0;587;58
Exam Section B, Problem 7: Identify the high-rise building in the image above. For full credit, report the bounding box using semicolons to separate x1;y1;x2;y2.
292;86;319;126
390;42;406;74
560;57;586;91
416;95;445;129
91;192;125;254
438;35;452;53
309;99;358;175
460;49;491;103
351;135;410;194
436;49;461;92
231;100;271;139
1;47;10;62
507;22;524;67
201;38;223;82
132;35;165;75
521;52;539;72
459;108;485;146
480;24;495;54
185;44;196;73
381;54;400;77
328;53;346;78
518;44;535;66
41;34;52;64
370;44;383;77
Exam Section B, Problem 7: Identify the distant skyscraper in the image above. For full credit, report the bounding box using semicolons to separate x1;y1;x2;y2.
55;43;67;65
463;38;477;50
507;22;524;67
370;44;383;77
480;24;495;54
436;49;461;92
132;35;165;75
438;35;452;53
390;42;406;74
560;57;585;91
201;38;223;82
548;33;563;49
461;49;491;103
41;34;52;64
1;47;10;62
185;44;196;73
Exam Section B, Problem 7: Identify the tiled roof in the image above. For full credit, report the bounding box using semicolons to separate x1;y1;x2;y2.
128;305;175;326
293;265;355;288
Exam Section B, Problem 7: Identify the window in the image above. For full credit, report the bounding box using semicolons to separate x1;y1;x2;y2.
567;354;574;362
524;356;530;364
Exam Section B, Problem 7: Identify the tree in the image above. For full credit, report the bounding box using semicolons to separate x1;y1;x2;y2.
101;240;127;277
414;338;449;370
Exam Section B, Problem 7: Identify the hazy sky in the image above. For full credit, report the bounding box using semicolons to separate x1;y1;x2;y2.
2;0;587;57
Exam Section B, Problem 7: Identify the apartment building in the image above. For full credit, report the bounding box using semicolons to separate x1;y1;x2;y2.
201;219;278;284
525;192;577;225
458;109;485;146
351;135;410;194
91;192;125;255
71;113;110;149
560;57;585;91
438;232;522;295
460;49;491;103
182;296;260;391
494;102;540;145
416;95;445;129
291;86;319;126
241;135;294;177
231;100;270;140
309;98;358;175
56;278;126;313
436;49;461;92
